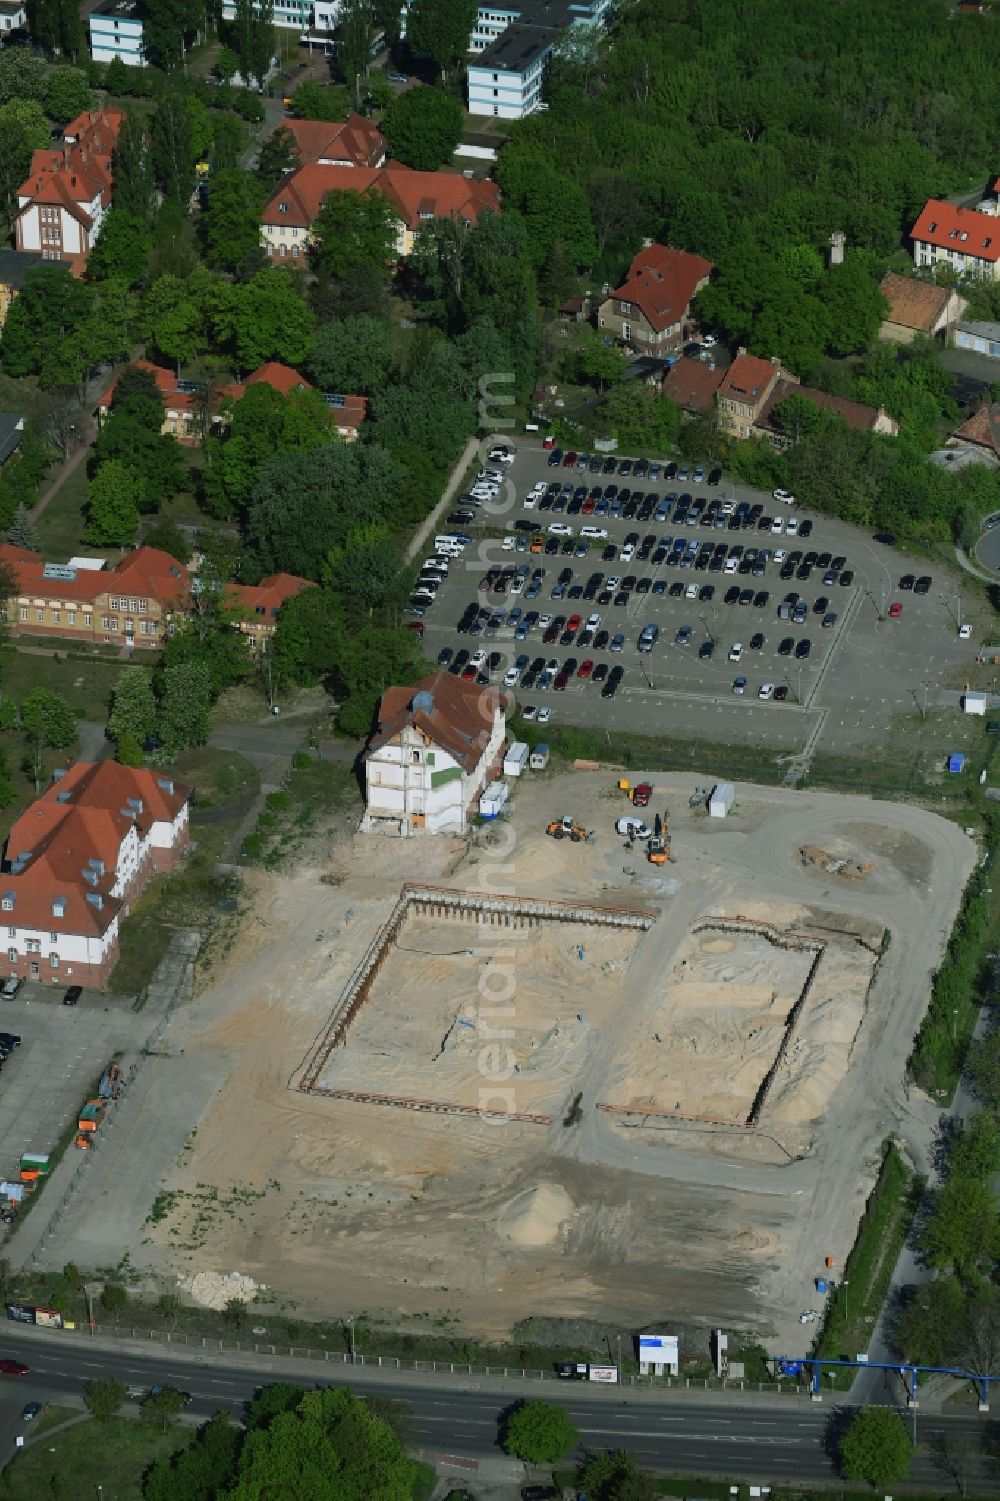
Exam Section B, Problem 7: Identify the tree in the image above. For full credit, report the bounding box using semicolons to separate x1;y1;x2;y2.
577;1450;659;1501
383;87;463;171
0;264;93;381
85;460;142;544
323;525;403;617
142;0;202;70
202;382;335;519
108;666;158;751
0;49;46;104
83;1378;126;1423
98;1281;128;1323
26;0;83;57
539;240;575;310
309;314;393;395
201;169;266;277
497;147;597;271
7;502;38;552
156;1291;183;1328
21;688;77;794
256;125;300;191
43;66;92;124
212;111;246;172
0;98;49;220
310;188;398;287
142;516;192;564
291;79;351;122
112;113;154;221
819;259;889;358
223;1296;247;1329
231;0;274;89
144;1412;241;1501
503;1399;579;1465
577;333;625;393
273;585;344;685
406;0;477;80
227;268;315;373
839;1406;914;1488
157;661;214;756
338;0;377;110
600;382;679;453
140;273;206;371
88;209;152;286
151;82;195;202
967;1022;1000;1113
142;1385;188;1431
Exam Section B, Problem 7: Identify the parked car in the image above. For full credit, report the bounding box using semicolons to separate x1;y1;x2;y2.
0;978;21;1000
62;986;82;1007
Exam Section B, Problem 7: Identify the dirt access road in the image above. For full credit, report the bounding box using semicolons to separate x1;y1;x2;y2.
31;771;974;1357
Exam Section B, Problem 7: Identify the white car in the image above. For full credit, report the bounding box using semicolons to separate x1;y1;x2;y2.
504;666;521;687
772;548;786;564
536;706;552;725
606;577;621;590
488;446;516;465
773;488;795;505
785;517;798;535
616;816;652;839
701;333;718;348
547;523;574;536
770;516;784;534
620;543;635;562
523;494;538;510
580;525;608;540
959;624;972;639
724;557;738;574
522;704;538;721
721;499;736;515
758;682;775;700
470;649;487;670
585;612;602;631
501;535;515;551
729;642;743;662
685;582;697;599
538;613;553;628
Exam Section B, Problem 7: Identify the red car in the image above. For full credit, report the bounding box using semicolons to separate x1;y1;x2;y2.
581;497;596;514
562;451;577;467
632;783;652;808
543;434;556;450
554;673;570;691
405;621;424;635
0;1359;28;1375
567;613;582;632
578;659;594;679
888;601;902;619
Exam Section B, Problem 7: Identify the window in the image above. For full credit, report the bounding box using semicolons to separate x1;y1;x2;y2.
25;939;40;954
35;608;44;622
138;598;147;613
1;898;11;912
6;929;13;940
49;952;58;967
7;949;14;964
110;616;118;630
67;611;75;626
248;635;256;650
19;607;26;621
101;616;111;630
83;614;92;628
51;610;60;625
128;597;137;612
280;244;287;257
125;618;134;633
49;932;57;943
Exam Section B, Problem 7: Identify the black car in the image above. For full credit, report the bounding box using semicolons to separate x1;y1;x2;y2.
670;581;685;598
795;638;812;659
708;468;722;485
914;575;932;594
813;596;829;614
738;588;753;606
547;448;563;467
699;584;715;601
618;458;633;475
899;574;915;591
594;629;609;650
521;1487;558;1501
724;586;740;604
778;637;794;656
840;569;854;586
750;632;765;650
591;662;608;682
874;531;897;546
698;640;714;660
0;1033;21;1050
798;519;813;538
447;509;475;524
602;666;624;698
753;590;769;608
437;647;453;667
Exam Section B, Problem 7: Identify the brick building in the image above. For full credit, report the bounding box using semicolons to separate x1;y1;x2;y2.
0;544;190;650
2;763;191;989
14;109;123;268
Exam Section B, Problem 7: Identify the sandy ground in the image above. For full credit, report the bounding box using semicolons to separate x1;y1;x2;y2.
46;768;976;1354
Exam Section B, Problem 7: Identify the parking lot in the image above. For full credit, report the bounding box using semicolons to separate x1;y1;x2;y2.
412;443;983;763
0;985;148;1184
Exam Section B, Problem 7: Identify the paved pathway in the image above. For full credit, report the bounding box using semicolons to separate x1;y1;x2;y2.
405;436;480;563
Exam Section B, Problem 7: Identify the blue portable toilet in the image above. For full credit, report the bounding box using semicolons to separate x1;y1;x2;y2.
948;753;966;774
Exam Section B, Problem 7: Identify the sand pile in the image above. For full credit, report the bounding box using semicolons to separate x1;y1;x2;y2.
179;1269;263;1310
800;845;875;880
499;1183;574;1246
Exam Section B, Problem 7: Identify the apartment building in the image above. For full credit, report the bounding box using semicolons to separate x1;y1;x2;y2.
14;108;123;268
910;200;1000;283
88;0;145;65
597;242;714;354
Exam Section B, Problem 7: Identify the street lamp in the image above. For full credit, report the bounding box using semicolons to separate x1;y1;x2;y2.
346;1315;356;1364
842;1278;849;1324
951;1007;959;1045
84;1283;95;1336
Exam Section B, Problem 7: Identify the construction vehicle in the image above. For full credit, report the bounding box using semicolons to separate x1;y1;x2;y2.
617;778;631;796
648;837;669;865
77;1099;106;1140
546;816;594;843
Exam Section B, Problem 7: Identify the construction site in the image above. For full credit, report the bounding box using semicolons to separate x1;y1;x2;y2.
35;766;976;1352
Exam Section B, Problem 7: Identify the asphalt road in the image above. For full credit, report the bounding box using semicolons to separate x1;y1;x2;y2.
0;1328;996;1485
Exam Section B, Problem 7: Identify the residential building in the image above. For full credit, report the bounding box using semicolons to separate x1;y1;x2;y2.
0;543;190;650
1;762;191;989
88;0;145;65
0;1;25;33
954;319;1000;361
323;392;368;440
716;350;784;439
661;353;727;415
14;108;123;268
878;271;967;343
362;672;507;837
597;242;714;355
283;114;386;169
221;0;310;28
755;378;898;445
952;400;1000;461
0;248;46;328
226;573;315;652
461;0;612;119
910;200;1000;282
261;163;500;262
96;360;244;445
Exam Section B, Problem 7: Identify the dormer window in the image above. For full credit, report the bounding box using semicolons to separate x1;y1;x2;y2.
928;221;937;232
52;898;66;918
1;893;13;912
279;202;288;214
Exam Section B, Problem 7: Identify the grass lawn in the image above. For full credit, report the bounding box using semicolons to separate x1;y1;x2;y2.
111;747;259;995
0;1415;188;1501
0;645;139;717
244;755;361;869
34;458;96;561
24;1405;79;1439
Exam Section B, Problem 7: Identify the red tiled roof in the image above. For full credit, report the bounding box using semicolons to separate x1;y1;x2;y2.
263;164;500;234
16;109;123;230
369;671;506;774
607;243;713;334
879;272;954;332
718;352;779;405
759;379;887;435
226;572;315;621
328;393;367;429
910;199;1000;263
246;362;313;395
284;113;385;168
3;760;189;939
0;543;190;609
98;360;244;415
953;402;1000;456
662;356;727;413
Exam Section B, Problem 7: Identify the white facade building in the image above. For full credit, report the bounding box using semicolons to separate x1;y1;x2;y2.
465;0;612;120
89;0;145;65
363;673;507;837
0;2;26;34
221;0;312;29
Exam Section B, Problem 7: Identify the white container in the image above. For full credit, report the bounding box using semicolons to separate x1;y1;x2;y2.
503;741;529;777
708;781;735;817
479;781;509;820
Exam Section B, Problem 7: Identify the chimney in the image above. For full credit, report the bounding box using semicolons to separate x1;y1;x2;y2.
641;236;654;249
829;230;846;266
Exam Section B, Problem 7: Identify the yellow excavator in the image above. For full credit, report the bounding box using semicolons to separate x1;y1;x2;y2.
647;809;672;864
547;816;592;843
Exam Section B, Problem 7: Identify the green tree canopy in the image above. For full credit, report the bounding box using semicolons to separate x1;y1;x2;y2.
88;210;153;286
503;1399;579;1465
85;459;142;544
44;66;93;124
310;188;398;287
291;80;350;122
309;314;394;395
108;666;158;751
839;1407;914;1488
201;169;267;277
21;688;77;793
406;0;477;80
83;1378;126;1423
157;661;214;757
383;87;464;170
1;265;93;382
256;124;300;191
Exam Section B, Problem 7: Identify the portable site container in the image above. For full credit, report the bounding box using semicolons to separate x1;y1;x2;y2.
529;742;550;770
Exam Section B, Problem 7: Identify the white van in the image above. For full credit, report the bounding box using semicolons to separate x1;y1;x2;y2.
580;525;608;540
616;816;652;840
